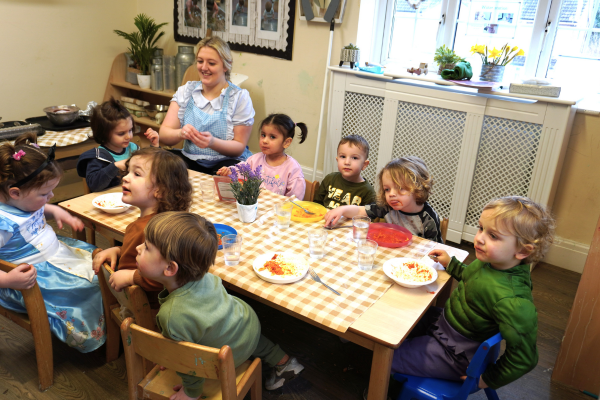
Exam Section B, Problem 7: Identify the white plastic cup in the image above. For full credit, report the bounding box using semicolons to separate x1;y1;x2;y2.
308;229;328;259
223;234;242;266
352;216;371;242
201;181;215;202
274;202;293;229
357;239;378;271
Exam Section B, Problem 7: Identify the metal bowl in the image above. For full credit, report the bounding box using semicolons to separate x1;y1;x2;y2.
144;104;169;118
43;105;80;126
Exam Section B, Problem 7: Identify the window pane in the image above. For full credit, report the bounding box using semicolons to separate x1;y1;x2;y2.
453;0;538;82
546;0;600;90
387;0;443;67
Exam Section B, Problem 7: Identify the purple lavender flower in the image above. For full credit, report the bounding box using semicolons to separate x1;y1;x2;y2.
249;165;262;180
237;163;251;178
229;168;239;183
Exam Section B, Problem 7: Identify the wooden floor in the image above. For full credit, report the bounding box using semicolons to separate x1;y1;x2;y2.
0;233;591;400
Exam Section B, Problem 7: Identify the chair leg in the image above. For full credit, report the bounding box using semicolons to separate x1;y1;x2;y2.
484;387;500;400
105;313;120;363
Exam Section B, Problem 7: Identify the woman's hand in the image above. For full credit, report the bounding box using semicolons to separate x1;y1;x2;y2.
144;128;160;147
0;264;37;289
46;205;84;231
93;247;120;273
109;269;136;292
428;249;451;268
169;384;199;400
216;166;232;176
185;129;214;149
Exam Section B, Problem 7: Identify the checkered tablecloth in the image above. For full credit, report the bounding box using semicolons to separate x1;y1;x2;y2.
66;174;438;333
38;127;92;147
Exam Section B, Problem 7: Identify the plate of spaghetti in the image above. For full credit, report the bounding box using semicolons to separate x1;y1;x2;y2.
290;201;327;223
213;224;237;250
252;252;310;284
383;258;438;288
367;223;412;248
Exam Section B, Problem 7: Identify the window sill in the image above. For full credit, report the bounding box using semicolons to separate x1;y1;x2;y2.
576;96;600;115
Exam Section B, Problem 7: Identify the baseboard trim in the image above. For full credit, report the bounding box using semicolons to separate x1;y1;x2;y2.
543;237;589;274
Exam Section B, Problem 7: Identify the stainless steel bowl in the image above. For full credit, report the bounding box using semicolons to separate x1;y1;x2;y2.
144;104;169;118
43;105;80;126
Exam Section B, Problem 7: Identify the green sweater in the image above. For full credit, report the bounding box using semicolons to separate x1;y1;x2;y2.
444;257;538;389
156;274;261;398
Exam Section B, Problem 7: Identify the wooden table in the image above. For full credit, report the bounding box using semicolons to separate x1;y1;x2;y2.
59;173;468;400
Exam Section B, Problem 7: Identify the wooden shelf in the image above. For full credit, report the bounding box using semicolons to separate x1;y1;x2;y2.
110;80;176;98
132;115;160;129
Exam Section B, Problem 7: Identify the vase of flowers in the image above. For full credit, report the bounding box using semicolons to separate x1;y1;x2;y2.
471;43;525;82
229;164;264;223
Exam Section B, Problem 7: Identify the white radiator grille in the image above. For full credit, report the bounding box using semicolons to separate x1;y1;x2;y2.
465;116;542;227
391;102;466;219
341;92;385;187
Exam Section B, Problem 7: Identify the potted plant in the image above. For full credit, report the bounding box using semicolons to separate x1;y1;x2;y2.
339;43;360;69
114;14;167;89
433;45;463;74
471;43;525;82
229;164;264;223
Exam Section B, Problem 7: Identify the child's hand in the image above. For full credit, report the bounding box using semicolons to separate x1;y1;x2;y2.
324;208;344;227
460;376;488;389
47;205;84;231
93;247;120;273
169;384;199;400
109;269;136;292
428;249;450;268
144;128;160;147
216;166;231;176
0;264;37;290
114;159;128;171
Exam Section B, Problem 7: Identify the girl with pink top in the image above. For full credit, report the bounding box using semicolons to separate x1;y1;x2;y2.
217;113;308;199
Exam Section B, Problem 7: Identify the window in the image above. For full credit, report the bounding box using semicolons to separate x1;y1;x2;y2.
359;0;600;95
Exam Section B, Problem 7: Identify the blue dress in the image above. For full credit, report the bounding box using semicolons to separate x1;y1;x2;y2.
0;203;105;353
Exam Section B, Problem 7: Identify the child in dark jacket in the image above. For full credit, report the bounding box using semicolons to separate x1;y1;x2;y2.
76;98;159;192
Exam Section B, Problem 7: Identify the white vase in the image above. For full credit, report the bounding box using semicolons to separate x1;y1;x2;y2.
137;74;151;89
236;201;258;223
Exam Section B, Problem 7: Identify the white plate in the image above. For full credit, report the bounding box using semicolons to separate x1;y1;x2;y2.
92;193;131;214
252;252;310;284
383;257;438;288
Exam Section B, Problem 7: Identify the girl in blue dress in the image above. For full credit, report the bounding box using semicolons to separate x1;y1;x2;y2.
0;133;105;353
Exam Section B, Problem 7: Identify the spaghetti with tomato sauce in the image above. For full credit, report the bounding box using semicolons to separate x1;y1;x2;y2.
370;229;409;244
391;261;433;283
259;254;306;277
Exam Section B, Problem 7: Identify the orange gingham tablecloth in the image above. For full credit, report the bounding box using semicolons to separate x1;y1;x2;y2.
71;175;438;332
38;128;92;147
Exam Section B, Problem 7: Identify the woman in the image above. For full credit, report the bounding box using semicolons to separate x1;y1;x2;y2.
159;36;254;175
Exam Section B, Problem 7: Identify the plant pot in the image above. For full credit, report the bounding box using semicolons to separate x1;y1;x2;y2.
125;53;140;85
236;201;258;223
437;63;456;75
137;74;151;89
479;65;505;82
339;49;360;69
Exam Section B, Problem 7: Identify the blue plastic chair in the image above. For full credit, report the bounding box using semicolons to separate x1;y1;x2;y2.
392;333;503;400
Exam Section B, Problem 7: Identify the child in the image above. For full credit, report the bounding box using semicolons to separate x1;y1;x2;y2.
136;211;304;398
0;133;105;353
324;156;443;243
314;135;376;209
76;98;160;192
92;147;192;309
217;114;308;198
394;196;554;391
263;1;275;21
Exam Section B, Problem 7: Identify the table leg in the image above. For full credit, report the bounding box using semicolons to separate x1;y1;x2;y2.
367;343;394;400
74;228;87;242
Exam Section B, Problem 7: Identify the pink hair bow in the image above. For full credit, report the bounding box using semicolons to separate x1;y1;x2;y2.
12;150;26;161
31;143;40;148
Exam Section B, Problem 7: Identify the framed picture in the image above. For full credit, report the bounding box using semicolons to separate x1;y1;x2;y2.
297;0;346;23
174;0;296;60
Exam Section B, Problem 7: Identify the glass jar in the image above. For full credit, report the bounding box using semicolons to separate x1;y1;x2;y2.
151;58;164;91
163;56;176;91
175;46;195;87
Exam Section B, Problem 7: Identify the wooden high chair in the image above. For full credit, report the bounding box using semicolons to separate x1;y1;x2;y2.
96;254;156;365
0;259;53;391
121;317;262;400
303;179;320;202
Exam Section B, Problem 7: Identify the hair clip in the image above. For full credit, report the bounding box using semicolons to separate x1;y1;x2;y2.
31;143;40;148
12;150;26;161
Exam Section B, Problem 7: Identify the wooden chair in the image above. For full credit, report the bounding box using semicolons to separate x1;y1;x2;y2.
303;179;320;202
441;217;449;243
0;260;53;391
97;257;155;365
121;317;262;400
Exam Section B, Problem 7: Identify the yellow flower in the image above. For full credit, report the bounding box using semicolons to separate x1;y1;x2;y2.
517;49;525;56
471;44;486;54
275;174;280;179
488;47;501;59
512;46;519;52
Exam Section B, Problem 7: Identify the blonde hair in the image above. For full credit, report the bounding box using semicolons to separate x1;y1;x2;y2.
145;212;218;285
483;196;555;265
196;36;232;81
376;156;433;207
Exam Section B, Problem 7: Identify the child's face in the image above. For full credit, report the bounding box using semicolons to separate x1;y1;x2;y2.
381;170;421;213
105;118;134;153
196;46;227;89
474;209;528;270
259;124;291;157
136;241;168;282
122;156;158;215
7;177;60;212
336;143;369;182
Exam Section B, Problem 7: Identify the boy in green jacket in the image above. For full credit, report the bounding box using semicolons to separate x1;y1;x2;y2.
394;196;554;390
135;212;304;400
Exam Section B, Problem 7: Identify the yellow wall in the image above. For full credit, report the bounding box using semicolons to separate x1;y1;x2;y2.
1;1;600;253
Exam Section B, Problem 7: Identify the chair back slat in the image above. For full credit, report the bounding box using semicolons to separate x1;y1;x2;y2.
466;332;503;378
125;321;224;380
